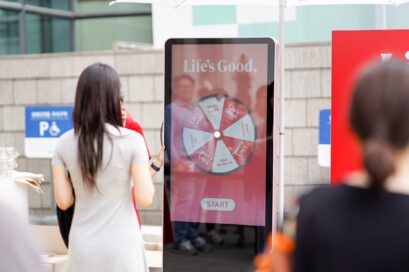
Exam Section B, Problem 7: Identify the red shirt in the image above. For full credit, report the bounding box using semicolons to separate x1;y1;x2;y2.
124;113;151;160
124;113;150;228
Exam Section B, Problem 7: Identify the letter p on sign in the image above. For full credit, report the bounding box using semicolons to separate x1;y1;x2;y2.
39;121;49;136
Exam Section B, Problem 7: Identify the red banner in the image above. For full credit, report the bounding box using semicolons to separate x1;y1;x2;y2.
332;30;409;183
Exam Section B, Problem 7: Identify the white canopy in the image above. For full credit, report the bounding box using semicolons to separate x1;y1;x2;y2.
111;0;409;6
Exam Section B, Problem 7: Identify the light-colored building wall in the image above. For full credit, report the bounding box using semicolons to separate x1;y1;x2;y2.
283;43;331;208
0;42;331;225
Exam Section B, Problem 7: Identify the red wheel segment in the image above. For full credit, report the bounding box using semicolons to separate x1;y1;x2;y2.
189;139;217;172
222;136;255;166
219;98;249;132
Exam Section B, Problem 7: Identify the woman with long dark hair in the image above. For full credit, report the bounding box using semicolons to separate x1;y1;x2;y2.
52;63;154;271
293;59;409;272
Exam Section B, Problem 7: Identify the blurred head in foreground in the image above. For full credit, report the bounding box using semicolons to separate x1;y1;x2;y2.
349;59;409;190
0;203;41;272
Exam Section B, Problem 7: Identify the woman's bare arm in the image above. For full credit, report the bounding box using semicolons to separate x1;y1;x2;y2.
52;165;74;210
132;162;155;208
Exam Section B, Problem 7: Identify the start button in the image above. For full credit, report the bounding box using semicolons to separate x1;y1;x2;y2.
201;198;235;211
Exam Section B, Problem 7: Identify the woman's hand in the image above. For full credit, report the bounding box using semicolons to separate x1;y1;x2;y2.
150;146;165;177
154;146;165;168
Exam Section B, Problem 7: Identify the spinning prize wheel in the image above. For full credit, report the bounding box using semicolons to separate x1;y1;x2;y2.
182;94;257;175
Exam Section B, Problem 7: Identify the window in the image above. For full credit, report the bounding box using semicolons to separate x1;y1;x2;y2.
0;0;152;55
0;9;19;54
26;13;71;53
25;0;71;11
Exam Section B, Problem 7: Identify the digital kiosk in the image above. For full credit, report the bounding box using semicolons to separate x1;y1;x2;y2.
163;38;278;271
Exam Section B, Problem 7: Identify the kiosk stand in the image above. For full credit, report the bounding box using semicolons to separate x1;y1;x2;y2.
163;38;278;271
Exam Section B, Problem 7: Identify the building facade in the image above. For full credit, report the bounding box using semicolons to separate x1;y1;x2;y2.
0;43;331;225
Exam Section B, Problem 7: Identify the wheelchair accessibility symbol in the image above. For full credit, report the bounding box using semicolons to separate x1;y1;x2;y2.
39;121;61;137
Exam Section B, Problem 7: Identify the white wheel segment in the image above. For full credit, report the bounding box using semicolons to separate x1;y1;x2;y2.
183;128;214;155
223;114;256;142
212;140;239;173
198;96;225;130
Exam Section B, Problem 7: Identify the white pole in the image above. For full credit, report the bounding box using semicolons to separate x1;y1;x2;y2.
382;4;387;29
277;0;286;228
375;4;387;30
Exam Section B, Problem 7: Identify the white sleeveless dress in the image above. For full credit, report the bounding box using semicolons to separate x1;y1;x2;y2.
52;124;149;272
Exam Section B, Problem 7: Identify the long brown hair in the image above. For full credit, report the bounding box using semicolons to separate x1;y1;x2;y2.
349;59;409;190
73;63;122;190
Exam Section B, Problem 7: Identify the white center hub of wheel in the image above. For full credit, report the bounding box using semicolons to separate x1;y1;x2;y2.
214;131;221;139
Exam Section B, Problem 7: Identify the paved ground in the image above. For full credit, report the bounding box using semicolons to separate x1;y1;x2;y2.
163;225;257;272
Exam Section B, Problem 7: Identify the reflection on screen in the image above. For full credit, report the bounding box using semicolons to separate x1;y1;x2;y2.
164;39;274;272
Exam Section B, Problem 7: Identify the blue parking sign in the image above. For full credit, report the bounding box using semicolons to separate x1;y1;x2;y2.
319;109;331;145
318;109;331;167
25;106;73;158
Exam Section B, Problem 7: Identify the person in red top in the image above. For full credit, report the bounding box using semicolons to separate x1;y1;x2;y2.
121;102;164;228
